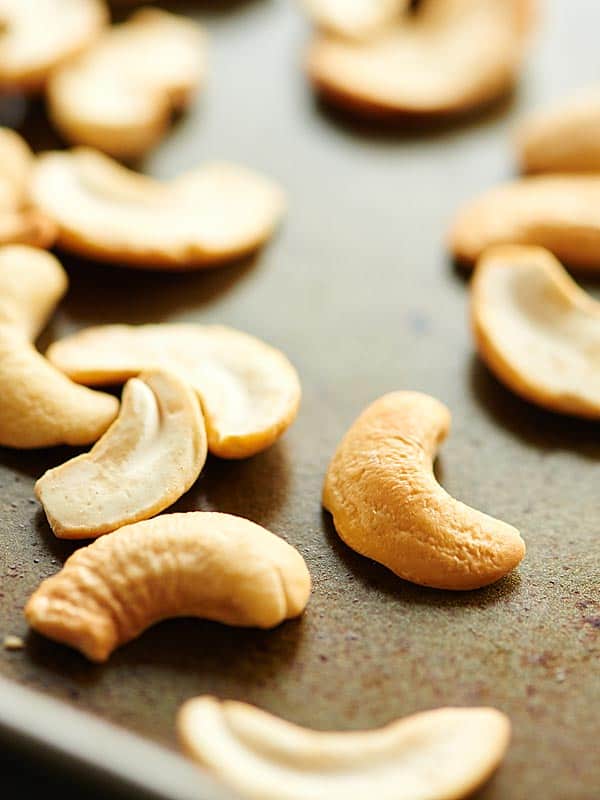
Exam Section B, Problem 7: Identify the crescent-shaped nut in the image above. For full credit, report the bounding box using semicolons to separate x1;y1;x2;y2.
30;148;286;270
177;697;511;800
0;0;108;92
46;323;301;459
25;512;312;662
306;0;534;117
323;392;525;590
449;175;600;269
47;8;206;160
303;0;409;41
35;370;208;539
471;245;600;418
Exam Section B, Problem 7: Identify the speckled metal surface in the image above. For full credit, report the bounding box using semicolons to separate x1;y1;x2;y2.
0;1;599;798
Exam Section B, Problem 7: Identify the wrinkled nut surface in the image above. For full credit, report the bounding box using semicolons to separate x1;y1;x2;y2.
0;0;107;92
36;370;208;539
449;175;600;269
30;148;286;270
303;0;408;41
307;0;534;117
323;392;525;590
25;512;312;662
0;246;118;448
472;245;600;418
47;323;301;459
48;8;206;159
177;697;511;800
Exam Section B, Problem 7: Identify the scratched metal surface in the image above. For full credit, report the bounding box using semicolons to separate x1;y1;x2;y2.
0;1;599;798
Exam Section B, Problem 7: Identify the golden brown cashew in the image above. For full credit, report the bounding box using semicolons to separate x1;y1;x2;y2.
323;392;525;590
25;512;312;662
30;148;286;270
472;245;600;418
177;697;511;800
303;0;408;41
36;370;208;539
47;8;206;159
307;0;534;117
0;0;107;92
47;323;301;459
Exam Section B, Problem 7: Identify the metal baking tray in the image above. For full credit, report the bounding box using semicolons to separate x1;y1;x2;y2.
0;1;598;798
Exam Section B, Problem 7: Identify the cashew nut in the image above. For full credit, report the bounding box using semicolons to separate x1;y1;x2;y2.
177;696;511;800
0;0;107;92
303;0;408;41
30;148;286;270
25;512;312;662
47;323;301;459
472;245;600;418
47;8;206;159
0;246;118;448
307;0;534;117
36;370;207;539
323;392;525;590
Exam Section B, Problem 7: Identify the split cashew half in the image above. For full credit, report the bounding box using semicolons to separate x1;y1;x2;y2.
307;0;534;117
48;8;206;159
177;697;511;800
449;175;600;269
30;148;286;270
303;0;409;41
0;0;107;92
472;245;600;418
0;246;118;448
47;323;301;459
36;370;207;539
25;512;312;662
323;392;525;590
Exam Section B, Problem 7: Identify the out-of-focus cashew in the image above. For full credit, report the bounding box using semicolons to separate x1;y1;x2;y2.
0;246;118;448
307;0;534;117
303;0;408;41
0;0;107;92
25;512;312;662
177;697;511;800
47;8;206;160
30;148;286;270
449;175;600;269
323;392;525;590
36;370;208;539
47;323;301;459
472;245;600;418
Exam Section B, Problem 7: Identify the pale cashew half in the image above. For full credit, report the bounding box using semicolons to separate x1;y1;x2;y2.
47;323;301;459
449;175;600;269
25;512;312;662
307;0;534;117
0;246;118;448
36;370;208;539
0;0;107;92
303;0;409;41
47;8;206;160
177;697;511;800
323;392;525;590
30;148;285;269
472;245;600;418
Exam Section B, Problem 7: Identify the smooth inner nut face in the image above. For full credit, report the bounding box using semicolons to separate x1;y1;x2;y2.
323;391;525;590
25;512;312;662
177;697;511;800
303;0;409;41
36;369;208;539
30;148;286;269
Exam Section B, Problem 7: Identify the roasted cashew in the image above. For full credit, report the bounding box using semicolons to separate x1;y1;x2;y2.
323;392;525;590
177;697;511;800
25;512;312;662
303;0;408;41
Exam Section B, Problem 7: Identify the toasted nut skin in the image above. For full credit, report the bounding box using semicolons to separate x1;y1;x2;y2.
177;697;511;800
48;8;206;159
25;512;312;662
36;370;208;539
323;392;525;590
30;148;286;270
303;0;408;42
472;245;600;418
307;0;534;118
46;323;301;459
